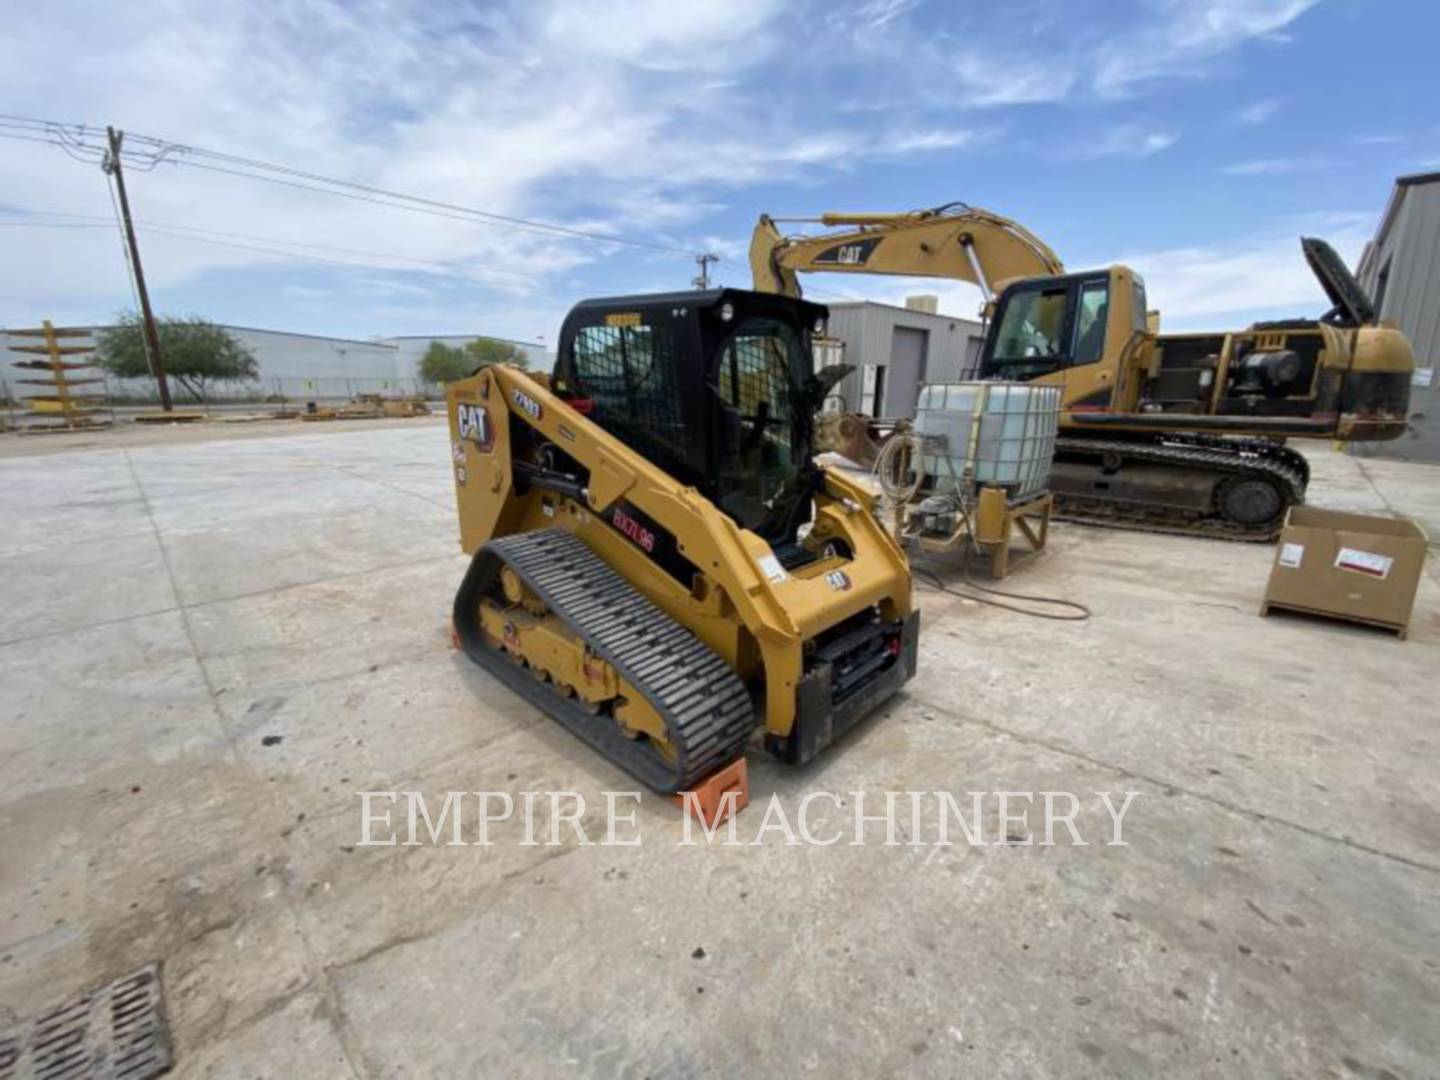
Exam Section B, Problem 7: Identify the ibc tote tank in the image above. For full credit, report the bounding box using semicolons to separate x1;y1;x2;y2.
913;381;1060;502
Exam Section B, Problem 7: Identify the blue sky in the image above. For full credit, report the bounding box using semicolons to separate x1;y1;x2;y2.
2;0;1437;347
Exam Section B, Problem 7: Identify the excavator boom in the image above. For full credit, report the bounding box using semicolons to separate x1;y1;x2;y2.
750;202;1064;301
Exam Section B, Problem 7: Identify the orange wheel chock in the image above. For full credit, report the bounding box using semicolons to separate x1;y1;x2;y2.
673;757;749;826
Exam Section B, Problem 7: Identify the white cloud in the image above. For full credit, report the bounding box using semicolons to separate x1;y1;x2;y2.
853;0;922;30
1112;215;1374;327
1348;133;1406;146
280;284;335;300
864;0;1316;109
1220;156;1329;176
947;53;1080;107
1093;1;1320;97
879;129;984;153
539;0;780;72
699;235;749;263
1061;124;1179;161
1233;99;1280;125
826;0;922;37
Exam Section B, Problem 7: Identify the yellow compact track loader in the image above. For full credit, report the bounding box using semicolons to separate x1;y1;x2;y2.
447;289;918;793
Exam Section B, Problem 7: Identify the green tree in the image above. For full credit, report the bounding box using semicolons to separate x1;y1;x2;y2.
417;341;471;384
464;337;529;370
418;337;529;384
96;315;259;400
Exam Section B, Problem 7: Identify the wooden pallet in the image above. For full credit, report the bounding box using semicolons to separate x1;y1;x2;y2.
1259;599;1408;640
912;487;1052;579
133;411;206;424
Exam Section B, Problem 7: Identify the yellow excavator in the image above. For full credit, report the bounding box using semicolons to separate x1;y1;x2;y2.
751;203;1415;539
447;289;917;793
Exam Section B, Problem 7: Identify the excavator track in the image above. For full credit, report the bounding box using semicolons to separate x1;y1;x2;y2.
452;528;755;793
1053;435;1309;542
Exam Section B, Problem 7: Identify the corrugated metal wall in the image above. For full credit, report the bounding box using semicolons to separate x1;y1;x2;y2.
228;327;400;379
1356;176;1440;462
822;301;985;418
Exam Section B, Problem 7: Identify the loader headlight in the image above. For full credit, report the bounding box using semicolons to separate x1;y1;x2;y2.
814;317;824;333
720;302;734;322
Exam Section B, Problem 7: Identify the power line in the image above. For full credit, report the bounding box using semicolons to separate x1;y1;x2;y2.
0;115;711;260
0;207;538;284
136;224;535;286
0;221;110;229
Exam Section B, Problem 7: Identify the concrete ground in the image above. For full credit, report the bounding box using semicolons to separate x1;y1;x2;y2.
1;418;1436;1078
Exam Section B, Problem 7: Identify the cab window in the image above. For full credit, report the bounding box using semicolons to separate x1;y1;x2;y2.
1072;281;1109;364
713;316;804;537
993;285;1068;361
572;323;686;468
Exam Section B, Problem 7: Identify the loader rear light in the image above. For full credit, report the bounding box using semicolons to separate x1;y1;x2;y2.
886;636;902;657
566;397;595;414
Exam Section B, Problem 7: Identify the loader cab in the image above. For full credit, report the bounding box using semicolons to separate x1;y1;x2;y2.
979;266;1146;387
552;288;829;545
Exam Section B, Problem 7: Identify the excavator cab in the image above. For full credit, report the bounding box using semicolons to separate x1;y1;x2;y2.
979;267;1147;389
551;288;831;547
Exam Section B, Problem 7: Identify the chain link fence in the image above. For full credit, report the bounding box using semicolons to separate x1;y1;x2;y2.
1;373;445;428
97;374;442;405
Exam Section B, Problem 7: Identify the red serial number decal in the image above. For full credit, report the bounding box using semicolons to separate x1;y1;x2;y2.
611;508;655;553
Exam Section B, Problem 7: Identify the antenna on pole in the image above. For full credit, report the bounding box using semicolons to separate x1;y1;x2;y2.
692;253;718;290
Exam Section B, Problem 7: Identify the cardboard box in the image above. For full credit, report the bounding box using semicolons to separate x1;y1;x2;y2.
1260;505;1428;638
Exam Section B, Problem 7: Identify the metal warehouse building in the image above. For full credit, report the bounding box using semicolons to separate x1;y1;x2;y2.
1356;170;1440;462
1;324;550;405
821;297;986;418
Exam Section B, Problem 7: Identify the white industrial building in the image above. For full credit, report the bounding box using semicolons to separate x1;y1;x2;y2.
1;323;551;405
820;297;986;418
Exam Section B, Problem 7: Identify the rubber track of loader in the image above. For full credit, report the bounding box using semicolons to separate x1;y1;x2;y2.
1052;436;1309;542
452;528;755;793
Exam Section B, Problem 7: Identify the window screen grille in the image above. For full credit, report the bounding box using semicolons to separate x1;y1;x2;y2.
572;324;687;466
718;322;793;424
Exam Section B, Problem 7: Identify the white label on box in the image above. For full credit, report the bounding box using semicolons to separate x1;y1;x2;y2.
1334;547;1393;579
1278;542;1305;569
757;554;788;583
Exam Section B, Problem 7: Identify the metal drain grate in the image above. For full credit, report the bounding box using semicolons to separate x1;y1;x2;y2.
0;964;172;1080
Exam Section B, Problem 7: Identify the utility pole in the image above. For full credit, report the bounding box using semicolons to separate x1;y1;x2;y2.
104;126;172;411
692;253;718;290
